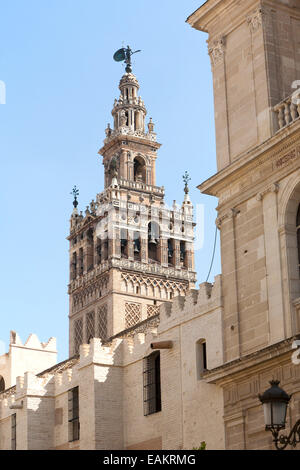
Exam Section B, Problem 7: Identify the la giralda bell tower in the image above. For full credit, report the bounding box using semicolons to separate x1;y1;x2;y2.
67;48;196;356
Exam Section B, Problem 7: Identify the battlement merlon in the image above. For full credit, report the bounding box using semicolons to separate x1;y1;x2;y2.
159;275;222;329
0;331;57;390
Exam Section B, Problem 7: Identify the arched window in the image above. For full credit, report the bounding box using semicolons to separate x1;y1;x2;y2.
0;376;5;392
168;239;174;266
297;204;300;276
103;232;109;260
133;231;141;260
148;222;159;262
72;252;77;280
120;229;128;258
196;339;207;379
133;156;146;183
180;241;187;267
79;247;84;275
86;228;94;271
96;238;102;264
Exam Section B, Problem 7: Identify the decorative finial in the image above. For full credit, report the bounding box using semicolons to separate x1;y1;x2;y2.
113;45;141;73
183;171;191;194
71;186;79;208
105;123;112;137
148;118;155;133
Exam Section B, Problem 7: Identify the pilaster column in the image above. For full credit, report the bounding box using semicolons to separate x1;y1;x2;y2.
127;160;134;181
208;36;230;169
257;183;286;343
185;242;193;270
174;239;181;268
113;227;121;259
120;150;127;179
219;208;240;361
127;230;134;260
146;165;151;185
141;236;148;263
160;238;168;267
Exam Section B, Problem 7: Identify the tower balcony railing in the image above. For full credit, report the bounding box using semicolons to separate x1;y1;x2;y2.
118;177;165;196
114;96;145;108
104;126;157;144
273;90;300;132
68;257;196;293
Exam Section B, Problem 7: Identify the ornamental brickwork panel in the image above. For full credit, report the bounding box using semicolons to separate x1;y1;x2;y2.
147;304;159;318
74;318;83;354
125;302;142;328
86;311;95;343
98;305;108;341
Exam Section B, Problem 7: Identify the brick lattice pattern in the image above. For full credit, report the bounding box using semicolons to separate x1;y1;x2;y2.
125;302;142;328
98;305;108;341
147;304;159;318
74;318;83;354
86;311;95;342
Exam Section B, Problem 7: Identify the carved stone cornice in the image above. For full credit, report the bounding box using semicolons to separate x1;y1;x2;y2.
208;37;226;67
246;7;264;33
203;335;300;386
199;120;300;209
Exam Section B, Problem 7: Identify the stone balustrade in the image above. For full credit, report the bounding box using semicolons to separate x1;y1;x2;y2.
118;177;164;196
273;91;300;131
104;127;156;144
114;96;145;108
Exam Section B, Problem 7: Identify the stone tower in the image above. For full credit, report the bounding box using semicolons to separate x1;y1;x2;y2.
67;68;196;356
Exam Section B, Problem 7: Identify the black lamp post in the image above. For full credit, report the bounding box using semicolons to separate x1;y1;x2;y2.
259;380;300;450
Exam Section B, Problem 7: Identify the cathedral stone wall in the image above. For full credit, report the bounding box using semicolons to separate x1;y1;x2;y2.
0;278;225;450
188;0;300;450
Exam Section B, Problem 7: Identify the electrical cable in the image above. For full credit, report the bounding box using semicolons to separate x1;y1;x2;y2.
205;225;218;283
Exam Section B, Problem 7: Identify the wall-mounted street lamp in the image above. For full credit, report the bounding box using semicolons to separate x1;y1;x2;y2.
259;380;300;450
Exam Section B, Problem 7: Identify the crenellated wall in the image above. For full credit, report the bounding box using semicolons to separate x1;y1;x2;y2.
0;331;57;390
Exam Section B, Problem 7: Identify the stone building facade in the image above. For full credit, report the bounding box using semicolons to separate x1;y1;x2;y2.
1;0;300;451
186;0;300;450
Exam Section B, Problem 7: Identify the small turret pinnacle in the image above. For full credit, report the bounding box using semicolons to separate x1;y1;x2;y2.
183;171;191;195
71;186;79;209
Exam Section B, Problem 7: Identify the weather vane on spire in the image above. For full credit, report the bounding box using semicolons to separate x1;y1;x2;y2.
71;185;79;208
183;171;191;194
113;45;141;73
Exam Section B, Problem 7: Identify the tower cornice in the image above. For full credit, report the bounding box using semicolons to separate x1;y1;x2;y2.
99;134;161;156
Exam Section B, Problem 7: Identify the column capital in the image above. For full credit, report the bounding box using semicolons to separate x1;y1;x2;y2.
207;36;226;67
216;208;239;228
246;7;264;33
256;183;279;201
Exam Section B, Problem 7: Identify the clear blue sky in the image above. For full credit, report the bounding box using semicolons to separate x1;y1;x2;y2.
0;0;220;362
